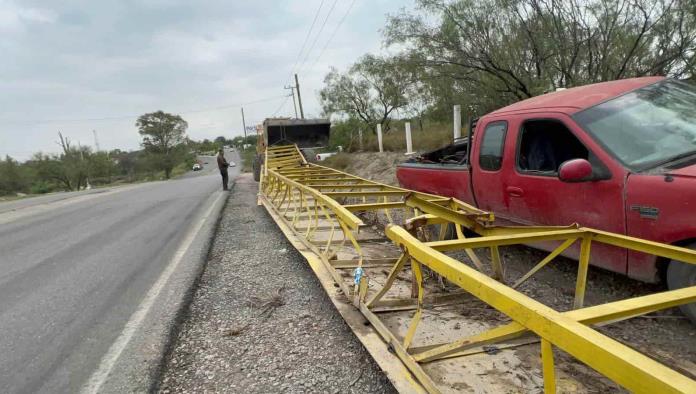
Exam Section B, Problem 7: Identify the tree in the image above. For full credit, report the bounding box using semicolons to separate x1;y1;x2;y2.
88;151;116;185
214;136;231;146
0;155;31;195
56;132;91;190
385;0;696;114
31;152;74;191
320;54;417;133
136;111;188;179
230;135;258;148
230;136;245;147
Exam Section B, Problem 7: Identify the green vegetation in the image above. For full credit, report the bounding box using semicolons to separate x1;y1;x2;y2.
136;111;189;179
0;144;196;197
240;148;256;173
0;111;259;197
320;0;696;152
329;120;453;153
320;153;351;171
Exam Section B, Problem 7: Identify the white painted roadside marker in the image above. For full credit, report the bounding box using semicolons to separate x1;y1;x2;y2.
81;191;226;394
377;124;383;153
405;122;414;155
453;104;461;140
358;128;363;151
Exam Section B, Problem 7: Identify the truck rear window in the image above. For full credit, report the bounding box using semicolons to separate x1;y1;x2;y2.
479;121;507;171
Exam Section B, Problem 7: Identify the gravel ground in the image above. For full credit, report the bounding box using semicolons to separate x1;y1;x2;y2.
344;156;696;381
158;175;395;393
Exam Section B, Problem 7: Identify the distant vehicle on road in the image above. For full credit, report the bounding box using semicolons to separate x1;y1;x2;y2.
192;163;202;171
397;76;696;321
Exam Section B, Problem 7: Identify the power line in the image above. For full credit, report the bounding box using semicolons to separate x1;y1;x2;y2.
271;94;293;117
309;0;358;71
295;0;340;76
274;0;338;117
285;0;326;85
0;94;287;126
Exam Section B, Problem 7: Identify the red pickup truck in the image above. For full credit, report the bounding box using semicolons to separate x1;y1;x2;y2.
397;77;696;318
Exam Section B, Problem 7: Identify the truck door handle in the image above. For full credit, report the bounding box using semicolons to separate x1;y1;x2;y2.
506;186;524;197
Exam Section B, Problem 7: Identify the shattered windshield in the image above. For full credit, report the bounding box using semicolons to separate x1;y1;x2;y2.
574;80;696;171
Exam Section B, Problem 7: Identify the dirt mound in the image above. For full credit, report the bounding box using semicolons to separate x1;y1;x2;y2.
324;152;404;186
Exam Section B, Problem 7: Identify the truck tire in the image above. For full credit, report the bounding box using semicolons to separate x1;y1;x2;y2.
252;155;261;182
666;242;696;324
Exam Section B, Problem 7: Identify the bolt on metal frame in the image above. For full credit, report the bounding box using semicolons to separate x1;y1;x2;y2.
259;144;696;393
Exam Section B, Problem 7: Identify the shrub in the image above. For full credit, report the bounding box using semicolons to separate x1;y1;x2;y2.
320;153;351;171
240;148;256;173
30;181;53;194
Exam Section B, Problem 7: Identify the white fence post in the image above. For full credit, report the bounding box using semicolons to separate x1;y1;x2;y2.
405;122;414;155
453;104;461;140
358;128;363;150
377;124;383;153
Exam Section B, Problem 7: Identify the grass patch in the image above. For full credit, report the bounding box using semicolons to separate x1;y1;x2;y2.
349;122;456;153
320;153;351;171
240;148;256;173
171;161;193;178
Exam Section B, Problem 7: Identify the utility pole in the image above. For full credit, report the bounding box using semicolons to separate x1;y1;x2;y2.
284;85;298;118
295;73;305;119
241;107;247;140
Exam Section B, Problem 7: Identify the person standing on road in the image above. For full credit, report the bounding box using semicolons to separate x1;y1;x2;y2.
217;148;230;191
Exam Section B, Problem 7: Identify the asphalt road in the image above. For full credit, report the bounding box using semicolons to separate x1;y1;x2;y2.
0;149;239;394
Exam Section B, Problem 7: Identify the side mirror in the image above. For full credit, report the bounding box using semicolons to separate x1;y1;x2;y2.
558;159;593;182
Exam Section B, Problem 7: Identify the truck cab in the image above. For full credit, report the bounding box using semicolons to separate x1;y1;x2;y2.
397;77;696;310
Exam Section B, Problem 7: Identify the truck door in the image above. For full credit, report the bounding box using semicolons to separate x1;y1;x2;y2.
471;119;515;222
505;115;627;274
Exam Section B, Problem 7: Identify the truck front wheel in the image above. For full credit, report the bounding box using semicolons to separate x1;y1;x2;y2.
666;243;696;324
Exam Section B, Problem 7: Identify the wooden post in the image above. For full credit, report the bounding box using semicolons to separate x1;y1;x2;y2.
405;122;414;155
358;128;363;151
453;105;461;140
377;124;383;153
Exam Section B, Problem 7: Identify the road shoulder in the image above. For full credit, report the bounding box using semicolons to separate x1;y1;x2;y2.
89;186;230;393
158;174;395;393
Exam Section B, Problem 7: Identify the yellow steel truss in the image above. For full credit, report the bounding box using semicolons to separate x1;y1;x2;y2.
259;144;696;393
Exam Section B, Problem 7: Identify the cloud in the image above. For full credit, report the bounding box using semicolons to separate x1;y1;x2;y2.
0;1;56;33
0;0;411;160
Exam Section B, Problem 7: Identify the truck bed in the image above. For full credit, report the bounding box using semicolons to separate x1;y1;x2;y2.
397;163;476;207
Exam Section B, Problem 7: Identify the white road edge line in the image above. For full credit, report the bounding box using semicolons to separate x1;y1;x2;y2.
80;190;226;394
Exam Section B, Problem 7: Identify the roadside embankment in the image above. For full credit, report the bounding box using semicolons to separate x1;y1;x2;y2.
321;152;405;185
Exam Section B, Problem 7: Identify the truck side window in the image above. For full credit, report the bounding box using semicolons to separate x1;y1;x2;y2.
479;121;507;171
517;119;588;174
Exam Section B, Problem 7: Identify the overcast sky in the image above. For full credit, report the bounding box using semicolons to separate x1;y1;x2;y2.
0;0;411;160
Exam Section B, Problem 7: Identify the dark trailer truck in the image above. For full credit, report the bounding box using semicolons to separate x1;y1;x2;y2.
252;118;331;181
